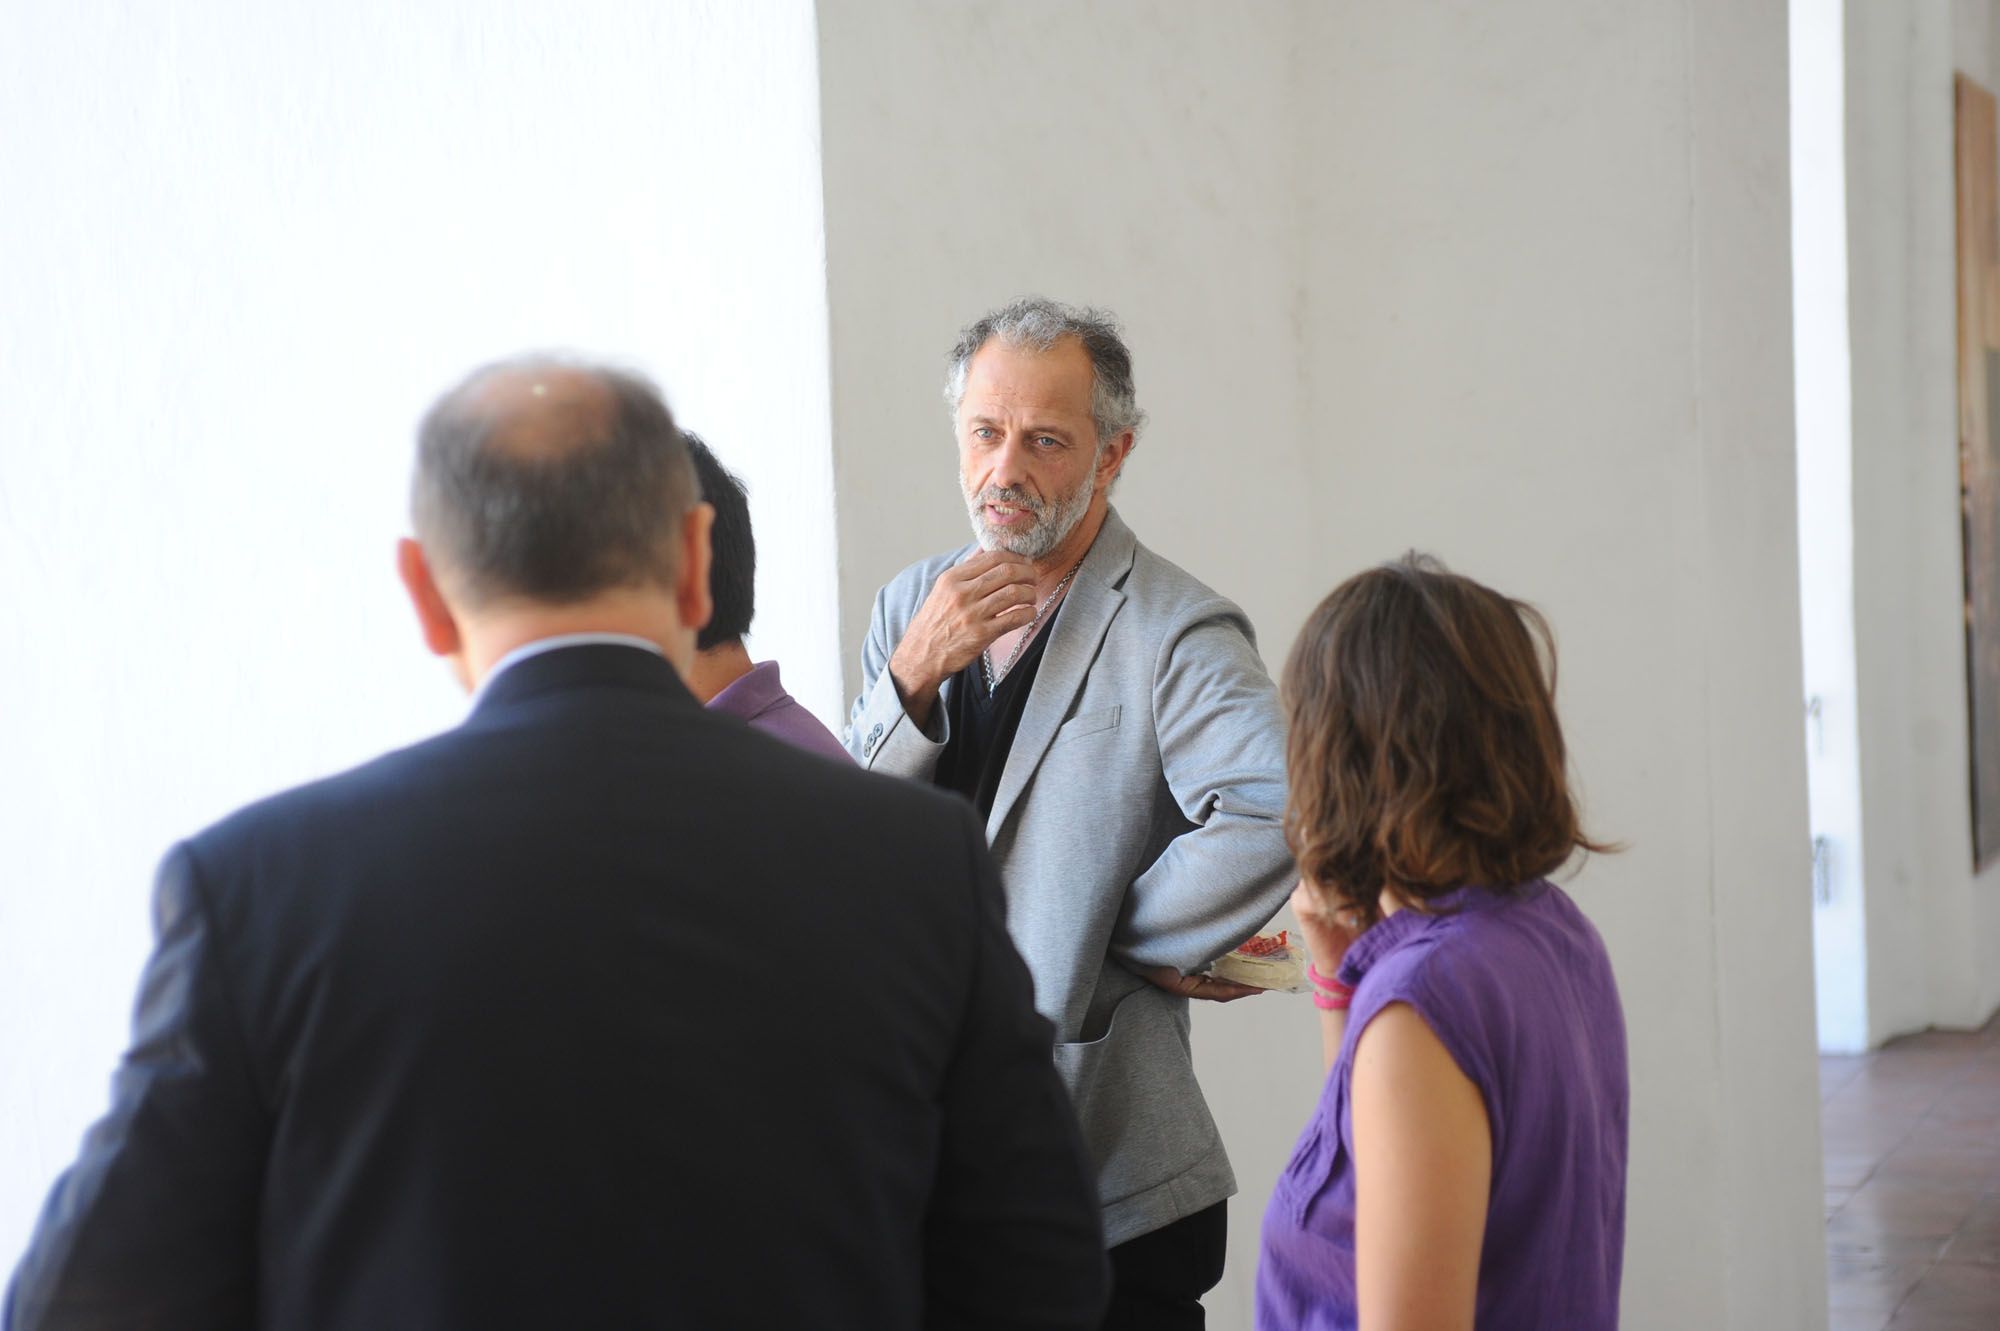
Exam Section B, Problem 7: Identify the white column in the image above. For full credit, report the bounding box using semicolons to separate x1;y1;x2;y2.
1296;1;1822;1324
1837;0;2000;1044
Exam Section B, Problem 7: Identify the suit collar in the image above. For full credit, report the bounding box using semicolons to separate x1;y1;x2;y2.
1069;506;1138;591
472;632;664;705
469;641;696;718
985;507;1136;838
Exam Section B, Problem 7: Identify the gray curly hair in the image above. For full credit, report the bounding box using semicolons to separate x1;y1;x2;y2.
944;297;1146;448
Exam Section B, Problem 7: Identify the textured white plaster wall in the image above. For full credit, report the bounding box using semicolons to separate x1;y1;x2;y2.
1297;3;1823;1325
817;3;1825;1328
0;0;836;1266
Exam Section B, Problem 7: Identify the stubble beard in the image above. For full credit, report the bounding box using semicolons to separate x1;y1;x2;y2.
963;466;1096;562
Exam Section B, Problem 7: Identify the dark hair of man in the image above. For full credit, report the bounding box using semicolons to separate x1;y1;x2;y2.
411;356;698;610
1281;553;1613;928
682;433;755;651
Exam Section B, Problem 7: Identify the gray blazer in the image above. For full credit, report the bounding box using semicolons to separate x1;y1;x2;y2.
847;508;1294;1245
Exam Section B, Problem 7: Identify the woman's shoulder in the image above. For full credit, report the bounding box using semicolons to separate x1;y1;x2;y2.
1358;883;1604;1028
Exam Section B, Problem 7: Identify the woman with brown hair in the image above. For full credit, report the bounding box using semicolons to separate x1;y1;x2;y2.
1256;555;1628;1331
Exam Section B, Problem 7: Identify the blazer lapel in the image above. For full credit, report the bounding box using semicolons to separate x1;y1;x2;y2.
985;509;1136;840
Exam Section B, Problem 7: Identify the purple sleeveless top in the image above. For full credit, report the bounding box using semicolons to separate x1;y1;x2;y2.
1256;881;1628;1330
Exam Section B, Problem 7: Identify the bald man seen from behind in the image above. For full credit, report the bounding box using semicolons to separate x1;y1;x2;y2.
4;357;1107;1331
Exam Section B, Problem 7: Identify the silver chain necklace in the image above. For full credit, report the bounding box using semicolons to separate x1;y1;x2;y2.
981;559;1083;694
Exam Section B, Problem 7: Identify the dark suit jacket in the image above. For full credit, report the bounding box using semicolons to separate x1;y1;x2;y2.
6;645;1106;1330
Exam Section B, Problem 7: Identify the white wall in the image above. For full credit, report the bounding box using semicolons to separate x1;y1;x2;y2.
1793;0;1872;1053
817;3;1825;1328
1297;2;1823;1325
1848;0;1968;1042
0;0;837;1265
816;0;1318;668
1832;0;2000;1045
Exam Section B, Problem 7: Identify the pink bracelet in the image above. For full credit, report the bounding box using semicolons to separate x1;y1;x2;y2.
1312;988;1352;1012
1307;963;1355;996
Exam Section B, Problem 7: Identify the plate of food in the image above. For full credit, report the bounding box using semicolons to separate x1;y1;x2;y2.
1205;929;1312;994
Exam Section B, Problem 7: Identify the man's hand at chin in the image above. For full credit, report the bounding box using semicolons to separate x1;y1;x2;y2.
888;549;1038;727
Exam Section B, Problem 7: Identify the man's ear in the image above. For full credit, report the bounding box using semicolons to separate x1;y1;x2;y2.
676;503;716;637
1097;430;1136;487
397;538;463;658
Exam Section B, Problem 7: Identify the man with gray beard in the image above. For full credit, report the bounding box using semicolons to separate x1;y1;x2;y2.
845;298;1294;1329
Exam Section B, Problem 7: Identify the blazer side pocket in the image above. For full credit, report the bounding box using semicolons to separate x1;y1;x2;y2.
1051;985;1218;1206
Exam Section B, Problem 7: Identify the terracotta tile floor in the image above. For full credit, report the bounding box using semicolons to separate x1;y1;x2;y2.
1820;1012;2000;1330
